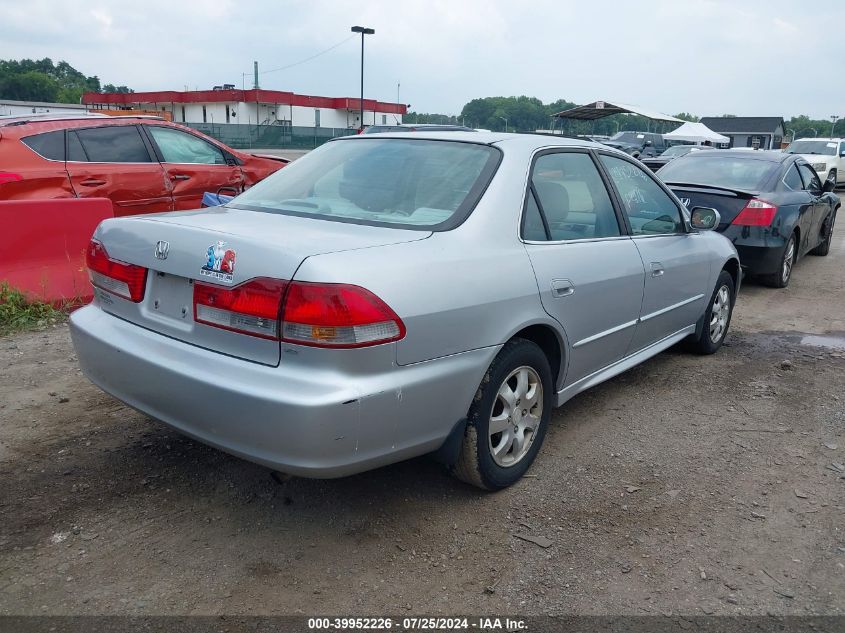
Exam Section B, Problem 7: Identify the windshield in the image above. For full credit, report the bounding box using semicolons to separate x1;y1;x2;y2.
609;132;648;144
229;138;500;230
658;155;777;191
660;146;695;157
785;140;837;156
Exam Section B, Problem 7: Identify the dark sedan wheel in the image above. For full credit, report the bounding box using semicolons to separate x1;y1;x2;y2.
764;233;796;288
811;209;836;256
688;270;734;354
453;338;552;490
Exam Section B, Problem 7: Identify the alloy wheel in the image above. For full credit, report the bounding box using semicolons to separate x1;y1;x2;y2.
709;285;731;344
487;366;543;467
782;237;795;285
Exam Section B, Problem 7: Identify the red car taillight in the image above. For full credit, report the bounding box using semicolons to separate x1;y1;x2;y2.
733;198;778;226
281;282;405;348
192;278;406;347
86;239;148;302
0;172;22;185
194;278;288;340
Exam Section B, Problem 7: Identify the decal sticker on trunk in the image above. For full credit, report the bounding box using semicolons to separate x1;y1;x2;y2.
200;241;236;283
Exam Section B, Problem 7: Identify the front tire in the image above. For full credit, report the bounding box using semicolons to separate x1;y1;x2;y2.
688;270;735;355
453;339;553;490
811;209;836;256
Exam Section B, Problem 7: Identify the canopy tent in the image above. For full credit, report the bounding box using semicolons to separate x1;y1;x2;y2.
663;121;729;144
552;100;683;123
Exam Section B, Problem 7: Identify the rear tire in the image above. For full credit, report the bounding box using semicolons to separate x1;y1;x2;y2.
811;209;836;256
763;232;797;288
453;339;552;490
688;270;734;355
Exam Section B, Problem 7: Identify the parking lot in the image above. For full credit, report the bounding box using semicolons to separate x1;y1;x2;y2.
0;226;843;616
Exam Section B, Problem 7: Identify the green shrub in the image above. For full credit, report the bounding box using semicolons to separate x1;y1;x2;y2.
0;283;62;336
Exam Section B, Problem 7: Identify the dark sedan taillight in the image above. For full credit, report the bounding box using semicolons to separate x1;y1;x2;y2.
732;198;778;226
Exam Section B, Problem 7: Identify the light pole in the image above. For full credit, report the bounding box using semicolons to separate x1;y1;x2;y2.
499;116;508;133
351;25;375;131
831;115;840;137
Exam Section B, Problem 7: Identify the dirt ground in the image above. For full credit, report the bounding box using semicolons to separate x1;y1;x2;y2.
1;232;844;618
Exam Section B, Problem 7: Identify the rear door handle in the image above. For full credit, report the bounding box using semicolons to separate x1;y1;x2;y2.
551;279;575;297
651;263;665;277
170;174;191;181
79;179;106;186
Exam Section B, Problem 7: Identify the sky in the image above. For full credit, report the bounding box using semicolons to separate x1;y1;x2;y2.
2;0;843;120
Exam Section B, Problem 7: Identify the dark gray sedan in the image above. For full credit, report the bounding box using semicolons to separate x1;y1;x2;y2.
659;150;839;287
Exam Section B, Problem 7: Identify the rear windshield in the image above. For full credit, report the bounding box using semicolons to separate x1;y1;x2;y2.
784;140;837;156
658;155;777;191
229;138;500;230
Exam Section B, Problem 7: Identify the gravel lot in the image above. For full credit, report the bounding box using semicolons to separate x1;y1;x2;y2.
1;230;844;617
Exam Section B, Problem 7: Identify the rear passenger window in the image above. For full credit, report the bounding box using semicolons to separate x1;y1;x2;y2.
147;126;226;165
21;130;64;160
75;126;152;163
600;154;683;235
525;152;620;241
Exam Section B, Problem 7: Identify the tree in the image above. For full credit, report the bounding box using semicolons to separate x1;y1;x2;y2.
0;58;125;103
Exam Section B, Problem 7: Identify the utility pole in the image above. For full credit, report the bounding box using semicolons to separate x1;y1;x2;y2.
253;61;259;90
351;26;375;132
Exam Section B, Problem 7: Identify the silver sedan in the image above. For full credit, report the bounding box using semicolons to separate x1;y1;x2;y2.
70;132;739;489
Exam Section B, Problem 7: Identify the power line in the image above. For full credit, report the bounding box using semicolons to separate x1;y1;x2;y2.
253;35;356;76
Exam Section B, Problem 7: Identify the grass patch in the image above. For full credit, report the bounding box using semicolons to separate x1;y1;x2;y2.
0;283;64;336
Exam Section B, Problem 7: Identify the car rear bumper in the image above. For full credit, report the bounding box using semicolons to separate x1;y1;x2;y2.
719;226;788;276
70;305;496;478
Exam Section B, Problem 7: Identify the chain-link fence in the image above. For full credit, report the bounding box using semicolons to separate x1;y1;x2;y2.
185;123;357;149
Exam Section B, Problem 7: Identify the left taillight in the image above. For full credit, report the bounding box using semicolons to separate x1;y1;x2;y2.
86;239;148;302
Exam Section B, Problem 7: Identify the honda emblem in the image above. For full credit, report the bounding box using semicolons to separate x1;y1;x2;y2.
154;240;170;260
679;198;691;207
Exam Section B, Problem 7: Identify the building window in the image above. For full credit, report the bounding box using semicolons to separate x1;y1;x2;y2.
202;106;207;123
382;115;387;124
315;109;321;128
181;106;186;122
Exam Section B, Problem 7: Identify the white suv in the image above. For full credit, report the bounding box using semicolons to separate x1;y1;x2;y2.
784;137;845;187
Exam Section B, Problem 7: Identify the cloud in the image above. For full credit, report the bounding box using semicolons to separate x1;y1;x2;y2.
0;0;842;119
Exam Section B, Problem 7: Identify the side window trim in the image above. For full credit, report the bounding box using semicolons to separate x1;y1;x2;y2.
519;147;628;243
594;150;689;236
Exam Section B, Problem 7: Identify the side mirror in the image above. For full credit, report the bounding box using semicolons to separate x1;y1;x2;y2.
822;178;836;193
690;206;721;231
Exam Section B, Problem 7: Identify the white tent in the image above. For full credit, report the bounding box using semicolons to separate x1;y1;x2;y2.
664;121;729;144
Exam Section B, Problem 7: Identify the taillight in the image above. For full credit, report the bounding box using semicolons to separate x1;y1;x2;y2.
86;239;148;302
733;198;778;226
194;278;288;340
0;172;22;185
281;282;405;348
192;278;406;347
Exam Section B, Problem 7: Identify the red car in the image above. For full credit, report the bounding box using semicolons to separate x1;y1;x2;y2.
0;114;287;215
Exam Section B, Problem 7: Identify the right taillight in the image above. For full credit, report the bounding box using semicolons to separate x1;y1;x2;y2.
733;198;778;226
281;282;405;348
86;239;148;302
191;278;405;347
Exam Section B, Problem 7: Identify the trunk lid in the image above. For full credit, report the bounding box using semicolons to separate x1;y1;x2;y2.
667;184;757;231
92;207;429;365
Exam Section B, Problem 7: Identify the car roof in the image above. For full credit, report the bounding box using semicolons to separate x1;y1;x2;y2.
335;131;613;153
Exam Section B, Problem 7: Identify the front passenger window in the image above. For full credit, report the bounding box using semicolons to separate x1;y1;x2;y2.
147;126;226;165
600;154;683;235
